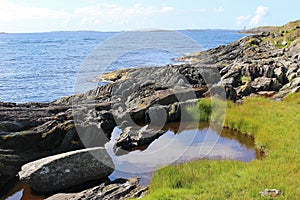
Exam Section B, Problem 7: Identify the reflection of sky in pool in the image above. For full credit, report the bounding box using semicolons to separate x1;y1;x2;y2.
108;124;256;185
4;123;257;199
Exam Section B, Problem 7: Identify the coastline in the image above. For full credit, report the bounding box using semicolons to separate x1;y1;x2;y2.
1;19;299;199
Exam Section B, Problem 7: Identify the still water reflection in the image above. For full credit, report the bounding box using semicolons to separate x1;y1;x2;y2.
3;122;258;200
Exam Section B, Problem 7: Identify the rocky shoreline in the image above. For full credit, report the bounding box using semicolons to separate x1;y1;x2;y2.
1;20;299;199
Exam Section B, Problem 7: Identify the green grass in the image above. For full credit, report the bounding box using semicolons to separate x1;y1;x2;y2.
241;76;251;84
140;92;300;199
185;98;212;122
258;20;300;49
185;98;227;124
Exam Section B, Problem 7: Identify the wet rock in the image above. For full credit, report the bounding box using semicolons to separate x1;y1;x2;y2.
19;147;114;193
146;105;168;126
116;127;166;151
45;177;148;200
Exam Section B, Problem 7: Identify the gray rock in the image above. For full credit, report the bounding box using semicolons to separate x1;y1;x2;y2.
0;121;24;132
45;177;148;200
286;77;300;89
251;77;282;91
146;106;168;127
274;66;288;84
18;147;114;193
115;127;166;151
225;86;237;101
236;82;254;97
259;189;282;197
288;72;298;81
274;77;300;98
257;91;276;97
262;65;274;78
281;40;288;46
286;66;298;78
221;77;235;86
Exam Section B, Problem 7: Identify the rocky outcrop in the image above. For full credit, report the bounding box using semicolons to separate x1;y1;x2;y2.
19;147;114;193
178;20;300;99
0;20;299;199
0;102;83;189
45;177;148;200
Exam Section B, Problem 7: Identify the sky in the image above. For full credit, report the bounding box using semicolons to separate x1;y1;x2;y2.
0;0;299;33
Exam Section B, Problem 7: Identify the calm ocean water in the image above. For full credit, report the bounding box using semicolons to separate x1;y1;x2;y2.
0;30;247;103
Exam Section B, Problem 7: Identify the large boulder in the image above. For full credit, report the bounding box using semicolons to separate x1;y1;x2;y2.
251;77;282;91
0;103;82;189
18;147;114;193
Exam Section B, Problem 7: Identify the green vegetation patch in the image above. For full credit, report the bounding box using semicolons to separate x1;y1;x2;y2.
141;92;300;199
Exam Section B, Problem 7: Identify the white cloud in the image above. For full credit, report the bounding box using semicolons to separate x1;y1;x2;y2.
188;7;224;14
213;6;224;13
0;0;175;32
236;15;251;26
161;6;174;13
236;5;269;28
250;6;269;26
73;3;175;28
0;0;71;21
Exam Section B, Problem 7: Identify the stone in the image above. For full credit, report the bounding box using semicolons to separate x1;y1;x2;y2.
146;106;168;126
262;65;274;78
251;77;282;91
18;147;114;193
225;86;237;101
221;77;235;86
45;177;148;200
281;40;288;46
116;127;166;151
257;91;276;97
0;121;24;132
288;72;298;81
286;66;298;78
259;189;282;197
95;103;111;111
274;67;288;84
236;82;254;97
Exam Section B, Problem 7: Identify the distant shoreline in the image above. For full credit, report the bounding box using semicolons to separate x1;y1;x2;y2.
238;26;277;34
0;29;244;35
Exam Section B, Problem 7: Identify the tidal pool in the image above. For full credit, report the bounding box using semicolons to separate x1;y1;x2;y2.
3;122;259;200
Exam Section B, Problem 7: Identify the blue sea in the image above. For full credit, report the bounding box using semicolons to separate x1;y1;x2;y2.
0;30;247;103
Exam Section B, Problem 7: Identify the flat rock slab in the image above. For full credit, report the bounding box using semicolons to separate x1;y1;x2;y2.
45;177;148;200
18;147;115;193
